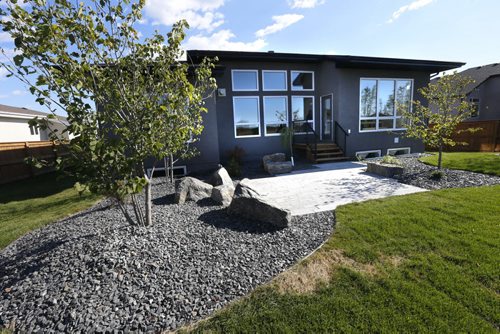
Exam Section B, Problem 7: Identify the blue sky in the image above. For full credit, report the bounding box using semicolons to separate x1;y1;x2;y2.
1;0;499;115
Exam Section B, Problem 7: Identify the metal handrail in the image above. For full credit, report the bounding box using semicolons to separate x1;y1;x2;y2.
292;120;318;161
334;121;349;154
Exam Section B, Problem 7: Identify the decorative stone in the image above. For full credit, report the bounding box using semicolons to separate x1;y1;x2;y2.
174;177;213;204
228;178;291;228
262;153;292;175
209;165;233;187
211;184;235;207
366;162;404;178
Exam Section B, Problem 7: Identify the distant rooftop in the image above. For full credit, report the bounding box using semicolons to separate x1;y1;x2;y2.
457;63;500;93
0;104;67;123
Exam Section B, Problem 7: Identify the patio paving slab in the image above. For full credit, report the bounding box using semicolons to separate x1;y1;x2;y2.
246;161;427;216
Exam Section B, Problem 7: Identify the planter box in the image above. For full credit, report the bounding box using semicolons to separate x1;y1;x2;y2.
366;162;404;178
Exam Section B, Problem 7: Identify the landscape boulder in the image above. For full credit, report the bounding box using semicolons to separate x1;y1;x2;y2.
209;165;233;187
228;178;291;228
175;177;213;204
211;184;235;207
366;162;404;178
263;153;293;175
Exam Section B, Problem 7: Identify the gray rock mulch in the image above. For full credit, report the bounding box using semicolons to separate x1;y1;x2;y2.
0;179;334;333
393;155;500;190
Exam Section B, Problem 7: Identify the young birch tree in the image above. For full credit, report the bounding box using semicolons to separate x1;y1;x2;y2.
0;0;216;226
401;73;478;169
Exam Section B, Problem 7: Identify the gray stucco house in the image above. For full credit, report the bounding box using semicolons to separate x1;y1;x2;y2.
453;63;500;121
173;50;463;174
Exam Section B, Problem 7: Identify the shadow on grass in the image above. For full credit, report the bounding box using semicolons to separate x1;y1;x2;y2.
0;172;78;204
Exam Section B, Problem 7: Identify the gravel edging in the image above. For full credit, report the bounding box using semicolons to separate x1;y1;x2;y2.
0;179;334;333
391;155;500;190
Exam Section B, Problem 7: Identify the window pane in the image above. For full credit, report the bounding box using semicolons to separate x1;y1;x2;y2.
292;97;313;121
378;119;394;129
360;119;376;131
396;117;406;128
266;124;287;134
263;71;286;90
378;80;395;116
264;97;287;123
232;71;258;90
236;125;259;136
291;72;313;90
234;98;259;124
360;80;377;117
395;80;412;116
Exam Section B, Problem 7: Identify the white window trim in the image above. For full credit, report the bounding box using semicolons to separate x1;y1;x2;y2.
291;95;315;135
263;96;288;137
320;93;334;140
387;147;411;156
359;77;414;133
231;69;259;92
291;70;315;91
233;96;261;138
262;70;288;91
355;150;382;159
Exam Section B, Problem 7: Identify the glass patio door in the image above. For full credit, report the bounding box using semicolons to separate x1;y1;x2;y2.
321;94;333;141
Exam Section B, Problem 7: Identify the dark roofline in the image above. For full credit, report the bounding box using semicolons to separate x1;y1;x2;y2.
187;50;465;73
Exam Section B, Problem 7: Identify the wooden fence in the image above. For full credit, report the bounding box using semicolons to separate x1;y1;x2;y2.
0;141;69;185
426;120;500;152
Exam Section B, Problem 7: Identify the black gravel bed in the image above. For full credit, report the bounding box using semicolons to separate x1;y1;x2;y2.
0;179;334;333
391;155;500;190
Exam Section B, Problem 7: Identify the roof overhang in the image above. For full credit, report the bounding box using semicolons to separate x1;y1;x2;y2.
187;50;465;73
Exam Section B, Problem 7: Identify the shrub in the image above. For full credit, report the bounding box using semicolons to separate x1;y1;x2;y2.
430;170;445;180
226;146;245;177
380;155;402;166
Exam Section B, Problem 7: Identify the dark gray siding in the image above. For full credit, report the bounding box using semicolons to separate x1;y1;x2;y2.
467;76;500;121
334;68;428;156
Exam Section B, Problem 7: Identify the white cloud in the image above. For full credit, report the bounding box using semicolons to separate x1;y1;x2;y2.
288;0;325;9
255;14;304;38
184;29;266;51
0;94;8;99
144;0;225;32
387;0;434;23
12;89;26;96
0;32;12;43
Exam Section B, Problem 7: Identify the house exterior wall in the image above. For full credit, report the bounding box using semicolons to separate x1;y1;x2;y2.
467;76;500;121
0;116;44;142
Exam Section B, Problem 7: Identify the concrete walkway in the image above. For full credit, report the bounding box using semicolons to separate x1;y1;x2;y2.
247;161;427;216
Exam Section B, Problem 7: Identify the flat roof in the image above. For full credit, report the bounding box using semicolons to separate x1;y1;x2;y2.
187;50;465;72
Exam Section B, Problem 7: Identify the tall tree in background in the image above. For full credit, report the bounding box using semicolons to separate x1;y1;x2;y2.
401;73;477;169
0;0;216;226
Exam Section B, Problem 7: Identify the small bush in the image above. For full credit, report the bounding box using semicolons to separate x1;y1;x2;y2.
430;170;445;180
380;155;402;166
226;146;245;177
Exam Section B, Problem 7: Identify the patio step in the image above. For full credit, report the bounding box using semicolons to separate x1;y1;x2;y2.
293;142;350;163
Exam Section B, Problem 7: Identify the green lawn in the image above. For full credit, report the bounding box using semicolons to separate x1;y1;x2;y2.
420;152;500;176
0;173;101;249
187;186;500;333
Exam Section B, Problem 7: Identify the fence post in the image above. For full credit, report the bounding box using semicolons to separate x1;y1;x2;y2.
24;141;34;178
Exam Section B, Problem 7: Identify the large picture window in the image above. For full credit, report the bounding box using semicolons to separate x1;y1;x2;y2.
292;96;314;133
232;70;259;91
263;96;288;136
359;78;412;132
233;96;260;137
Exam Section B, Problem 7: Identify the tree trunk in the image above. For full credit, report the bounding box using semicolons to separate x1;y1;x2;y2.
144;179;152;226
438;143;443;170
169;153;174;183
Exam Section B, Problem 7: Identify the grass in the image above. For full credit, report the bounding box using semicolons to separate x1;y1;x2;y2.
187;186;500;333
420;152;500;176
0;172;101;249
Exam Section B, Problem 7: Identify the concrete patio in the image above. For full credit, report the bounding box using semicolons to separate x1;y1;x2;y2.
246;161;427;216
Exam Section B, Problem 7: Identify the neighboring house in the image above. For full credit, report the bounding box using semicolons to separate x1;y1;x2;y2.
456;63;500;121
167;50;463;174
0;104;71;142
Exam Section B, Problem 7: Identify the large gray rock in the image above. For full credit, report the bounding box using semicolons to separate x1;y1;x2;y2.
228;179;291;228
211;184;235;207
263;153;292;175
209;165;233;186
175;177;213;204
366;162;404;178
